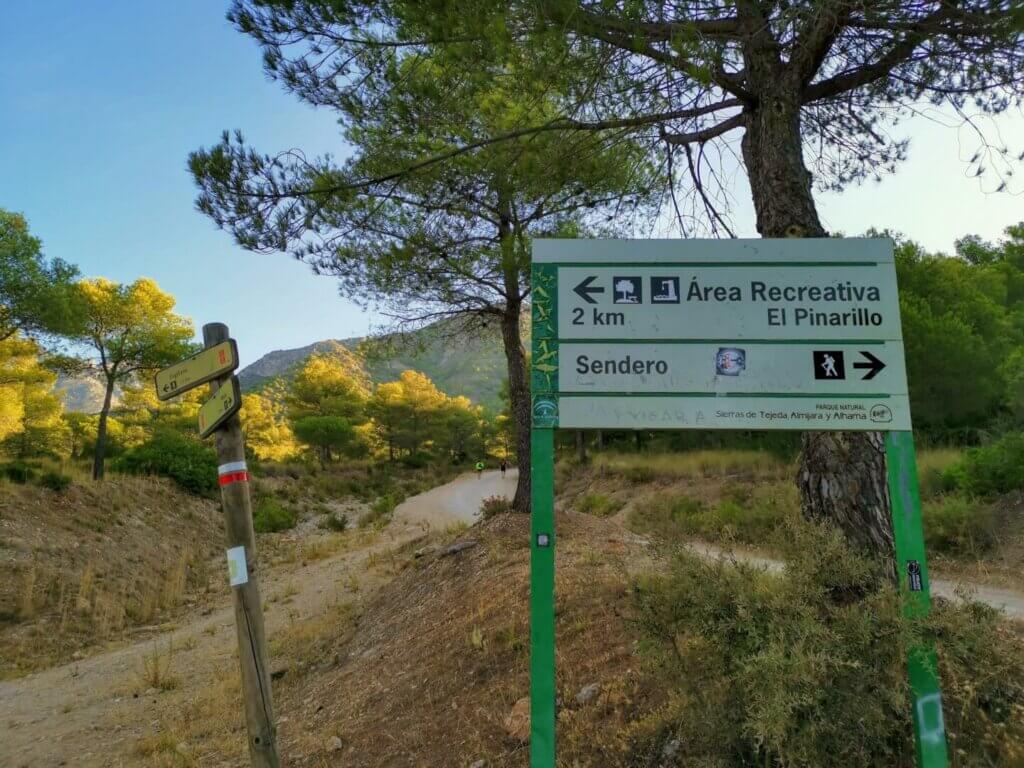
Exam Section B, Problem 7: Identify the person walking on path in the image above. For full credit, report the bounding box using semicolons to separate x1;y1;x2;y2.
475;460;484;478
500;459;507;478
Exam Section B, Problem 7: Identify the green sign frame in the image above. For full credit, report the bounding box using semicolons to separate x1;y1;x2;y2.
529;240;947;768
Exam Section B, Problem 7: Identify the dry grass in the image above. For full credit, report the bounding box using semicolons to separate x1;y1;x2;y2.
0;476;225;678
593;449;792;482
134;732;197;767
140;641;180;692
916;447;963;499
17;565;37;620
147;512;661;768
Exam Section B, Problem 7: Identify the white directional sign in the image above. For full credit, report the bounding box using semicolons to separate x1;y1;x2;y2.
531;238;911;430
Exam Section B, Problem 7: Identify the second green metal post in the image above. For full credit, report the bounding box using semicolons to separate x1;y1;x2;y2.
530;426;556;767
885;430;949;768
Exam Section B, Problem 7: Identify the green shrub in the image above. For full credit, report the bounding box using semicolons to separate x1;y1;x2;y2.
318;512;349;532
624;465;655;484
480;495;512;519
38;471;72;492
115;430;217;494
916;448;963;500
574;492;624;517
253;498;297;533
629;519;1024;767
922;495;998;556
400;452;430;469
0;461;41;484
944;432;1024;496
359;491;404;528
629;493;707;539
629;484;795;546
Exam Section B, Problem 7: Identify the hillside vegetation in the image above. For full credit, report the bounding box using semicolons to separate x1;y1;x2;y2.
239;316;516;413
0;476;225;677
133;478;1024;768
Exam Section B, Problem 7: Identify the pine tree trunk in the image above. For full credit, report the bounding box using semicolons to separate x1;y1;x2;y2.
501;302;531;511
739;78;894;560
92;375;116;481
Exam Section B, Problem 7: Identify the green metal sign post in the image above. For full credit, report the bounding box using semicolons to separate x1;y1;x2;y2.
886;431;949;767
529;240;947;768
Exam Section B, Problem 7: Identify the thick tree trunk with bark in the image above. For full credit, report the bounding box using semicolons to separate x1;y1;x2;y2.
739;69;894;560
501;301;531;511
92;375;116;481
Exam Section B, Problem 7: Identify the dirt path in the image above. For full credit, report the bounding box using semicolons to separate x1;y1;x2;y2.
394;468;518;529
0;470;511;768
679;540;1024;619
3;469;1021;767
0;522;422;767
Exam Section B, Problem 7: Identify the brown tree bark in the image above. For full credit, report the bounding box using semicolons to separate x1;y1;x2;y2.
501;300;531;511
738;27;895;560
92;375;116;481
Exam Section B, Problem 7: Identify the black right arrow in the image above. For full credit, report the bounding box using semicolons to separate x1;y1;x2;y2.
853;351;886;380
573;276;605;304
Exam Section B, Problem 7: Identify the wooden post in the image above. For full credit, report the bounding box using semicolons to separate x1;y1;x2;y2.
203;323;281;768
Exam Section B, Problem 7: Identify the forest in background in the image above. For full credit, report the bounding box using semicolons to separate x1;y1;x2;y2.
5;207;1024;483
0;207;512;502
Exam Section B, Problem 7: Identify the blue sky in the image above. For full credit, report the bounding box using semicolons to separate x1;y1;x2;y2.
1;0;373;367
2;1;1023;366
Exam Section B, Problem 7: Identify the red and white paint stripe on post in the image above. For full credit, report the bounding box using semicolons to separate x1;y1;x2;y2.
218;460;250;487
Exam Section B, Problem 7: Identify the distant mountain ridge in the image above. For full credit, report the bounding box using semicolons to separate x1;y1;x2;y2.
56;318;514;414
238;319;511;412
237;338;362;389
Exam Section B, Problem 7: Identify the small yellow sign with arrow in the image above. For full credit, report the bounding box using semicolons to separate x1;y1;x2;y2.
154;340;238;401
197;376;242;439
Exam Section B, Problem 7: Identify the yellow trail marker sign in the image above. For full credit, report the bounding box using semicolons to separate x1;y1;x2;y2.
155;340;239;401
198;376;242;438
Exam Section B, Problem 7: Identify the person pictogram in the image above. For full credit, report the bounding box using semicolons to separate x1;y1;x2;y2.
822;353;838;378
813;350;846;380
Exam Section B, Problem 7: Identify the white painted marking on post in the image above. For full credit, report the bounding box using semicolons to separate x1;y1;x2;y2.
226;546;248;587
218;461;248;476
916;692;946;745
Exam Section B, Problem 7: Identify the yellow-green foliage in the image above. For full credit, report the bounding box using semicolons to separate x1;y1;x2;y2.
368;369;449;456
66;277;194;475
367;369;491;460
288;351;370;420
0;334;70;458
241;392;299;461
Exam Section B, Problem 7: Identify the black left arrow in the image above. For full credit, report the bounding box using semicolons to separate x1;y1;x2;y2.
853;351;886;380
573;276;605;304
